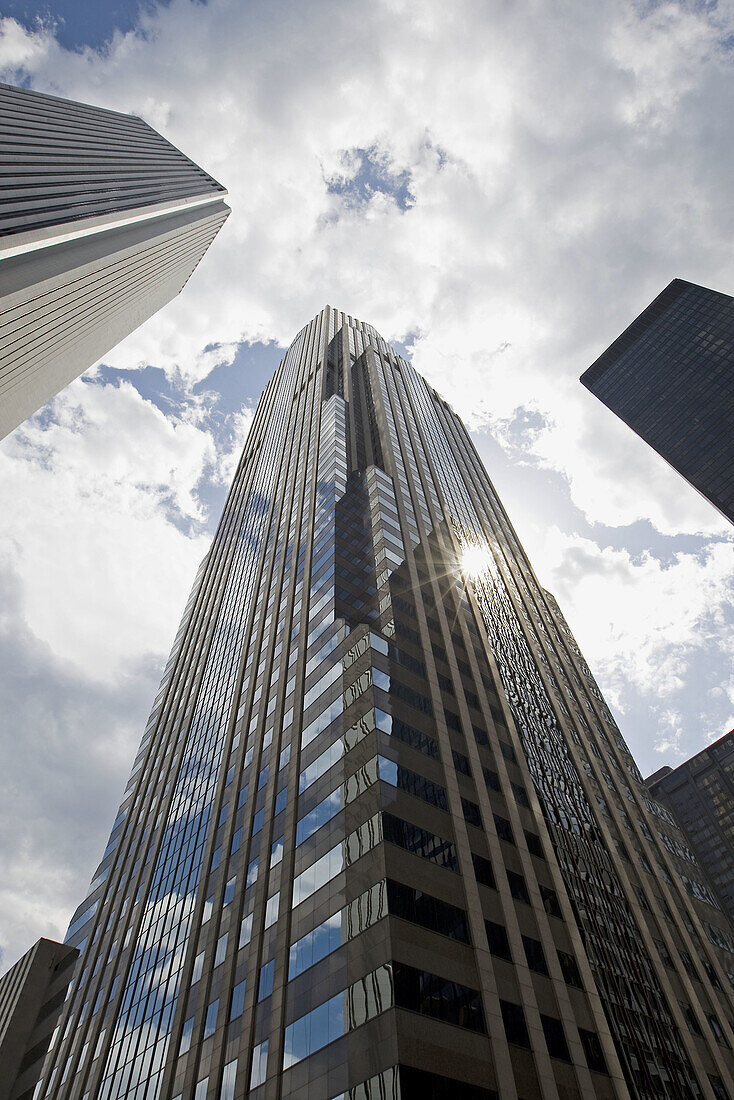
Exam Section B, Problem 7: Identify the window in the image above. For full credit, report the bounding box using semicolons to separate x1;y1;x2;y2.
180;1016;194;1054
707;1013;730;1047
472;852;496;889
383;812;458;871
558;950;583;988
203;998;218;1039
289;911;342;979
579;1028;609;1074
483;766;501;792
524;830;544;858
507;870;530;904
214;933;228;967
220;1059;237;1100
452;750;472;775
378;755;448;811
485;920;512;961
394;963;485;1032
250;1040;268;1089
194;1078;208;1100
386;879;470;943
522;936;548;975
239;912;253;948
462;799;482;828
258;960;274;1000
223;876;236;906
679;1000;702;1036
296;788;342;845
397;1065;498;1099
265;892;280;928
500;1000;531;1048
283;990;345;1068
230;980;246;1020
493;815;514;844
292;841;343;906
540;884;563;918
541;1015;571;1062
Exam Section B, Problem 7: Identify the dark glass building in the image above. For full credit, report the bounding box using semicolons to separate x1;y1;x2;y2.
0;81;229;441
580;279;734;524
647;731;734;924
34;309;734;1098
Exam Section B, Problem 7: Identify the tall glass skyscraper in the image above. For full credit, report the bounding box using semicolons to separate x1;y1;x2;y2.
39;309;734;1099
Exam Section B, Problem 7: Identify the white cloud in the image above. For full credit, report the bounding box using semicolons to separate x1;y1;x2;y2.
0;379;217;681
537;526;734;710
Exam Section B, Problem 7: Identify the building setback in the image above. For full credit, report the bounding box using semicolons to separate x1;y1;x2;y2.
580;278;734;525
0;938;78;1100
34;309;734;1098
647;731;734;924
0;81;229;441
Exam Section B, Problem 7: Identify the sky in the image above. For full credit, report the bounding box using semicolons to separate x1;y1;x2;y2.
0;0;732;974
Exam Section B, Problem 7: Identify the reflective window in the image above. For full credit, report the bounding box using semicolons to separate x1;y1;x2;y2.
289;911;342;980
472;853;496;889
292;842;343;906
507;870;530;904
230;980;246;1021
265;892;280;928
541;1015;571;1062
386;879;470;943
258;960;274;1000
221;1059;237;1100
393;963;485;1033
250;1040;268;1088
383;812;458;871
522;936;548;975
282;990;345;1068
579;1028;609;1074
296;788;342;846
203;998;218;1039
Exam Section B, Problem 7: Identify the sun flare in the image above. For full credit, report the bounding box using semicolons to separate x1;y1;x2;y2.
460;544;494;578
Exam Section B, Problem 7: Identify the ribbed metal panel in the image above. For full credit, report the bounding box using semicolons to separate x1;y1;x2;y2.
0;82;226;237
0;203;228;438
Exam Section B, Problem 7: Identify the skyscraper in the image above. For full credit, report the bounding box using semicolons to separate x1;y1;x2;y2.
647;731;734;923
580;278;734;525
0;81;229;441
38;309;734;1099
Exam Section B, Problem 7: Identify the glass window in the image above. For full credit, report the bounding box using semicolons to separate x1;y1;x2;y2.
493;814;514;844
289;911;342;980
378;755;448;811
462;798;482;828
507;870;530;904
258;960;274;1000
579;1028;609;1074
540;884;562;919
292;842;344;906
230;980;246;1021
485;920;512;961
382;813;458;871
541;1015;571;1062
393;963;485;1033
557;950;583;988
265;892;280;928
250;1040;268;1089
299;739;344;791
204;998;219;1039
387;879;470;943
220;1059;237;1100
180;1016;194;1054
214;933;228;968
296;788;342;846
522;936;548;975
194;1078;208;1100
239;912;253;948
472;853;495;889
223;876;236;906
283;990;345;1068
500;1000;531;1048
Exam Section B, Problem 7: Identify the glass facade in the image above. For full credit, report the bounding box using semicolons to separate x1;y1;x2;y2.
38;307;734;1098
581;278;734;524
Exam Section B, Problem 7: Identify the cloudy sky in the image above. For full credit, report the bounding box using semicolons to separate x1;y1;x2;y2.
0;0;732;973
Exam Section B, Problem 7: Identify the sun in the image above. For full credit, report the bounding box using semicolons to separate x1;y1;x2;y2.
460;544;494;578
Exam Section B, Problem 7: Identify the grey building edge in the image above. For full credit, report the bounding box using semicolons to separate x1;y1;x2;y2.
0;80;230;440
0;938;78;1100
647;730;734;923
580;278;733;524
34;307;734;1100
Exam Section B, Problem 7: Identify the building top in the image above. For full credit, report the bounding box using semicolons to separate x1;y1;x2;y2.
646;728;734;790
0;81;227;247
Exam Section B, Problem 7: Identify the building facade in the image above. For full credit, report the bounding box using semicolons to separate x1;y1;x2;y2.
36;309;734;1099
647;731;734;924
580;278;734;524
0;81;229;440
0;938;78;1100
